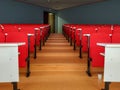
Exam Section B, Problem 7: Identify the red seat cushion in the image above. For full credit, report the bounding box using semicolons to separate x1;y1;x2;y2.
18;25;35;52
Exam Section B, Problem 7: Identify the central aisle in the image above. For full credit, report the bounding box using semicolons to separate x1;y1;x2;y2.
19;33;101;90
22;33;99;90
33;33;82;64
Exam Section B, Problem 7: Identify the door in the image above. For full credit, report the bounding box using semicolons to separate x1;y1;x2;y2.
43;11;55;33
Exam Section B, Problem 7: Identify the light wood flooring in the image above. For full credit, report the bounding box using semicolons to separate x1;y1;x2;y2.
0;33;120;90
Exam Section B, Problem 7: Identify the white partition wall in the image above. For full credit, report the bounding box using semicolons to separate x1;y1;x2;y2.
104;44;120;82
97;43;120;90
0;43;25;90
0;44;19;82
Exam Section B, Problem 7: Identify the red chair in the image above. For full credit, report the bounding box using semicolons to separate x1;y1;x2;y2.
40;26;45;46
0;32;5;42
18;24;36;53
86;33;111;76
71;27;76;49
75;29;81;46
0;24;4;32
82;25;97;52
97;25;112;34
112;33;120;43
113;25;120;33
5;32;30;77
3;24;19;32
75;28;82;58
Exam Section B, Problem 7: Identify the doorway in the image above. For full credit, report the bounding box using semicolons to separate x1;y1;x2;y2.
43;11;55;33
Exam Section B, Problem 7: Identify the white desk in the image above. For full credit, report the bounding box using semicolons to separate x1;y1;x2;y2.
97;43;120;90
0;42;25;90
97;43;120;82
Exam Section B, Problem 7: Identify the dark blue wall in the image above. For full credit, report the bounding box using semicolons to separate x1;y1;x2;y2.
0;0;56;23
1;0;120;33
58;0;120;24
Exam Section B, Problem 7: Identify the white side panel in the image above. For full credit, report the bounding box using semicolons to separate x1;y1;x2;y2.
104;47;120;82
0;46;19;82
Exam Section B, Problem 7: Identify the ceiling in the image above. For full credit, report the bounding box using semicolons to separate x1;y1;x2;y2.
16;0;106;10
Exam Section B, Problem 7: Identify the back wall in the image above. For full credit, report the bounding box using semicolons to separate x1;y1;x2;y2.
0;0;56;24
57;0;120;33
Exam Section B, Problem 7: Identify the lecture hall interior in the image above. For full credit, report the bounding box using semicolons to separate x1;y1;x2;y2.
0;0;120;90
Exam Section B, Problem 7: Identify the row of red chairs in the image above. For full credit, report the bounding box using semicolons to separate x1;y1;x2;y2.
63;24;120;76
0;24;50;77
0;24;50;90
87;33;120;76
0;24;50;52
0;32;28;76
63;24;112;50
63;24;120;53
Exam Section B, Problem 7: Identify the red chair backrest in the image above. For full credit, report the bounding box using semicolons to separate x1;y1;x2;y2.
18;24;36;52
3;24;19;33
90;33;111;67
112;33;120;43
0;24;4;32
75;28;81;46
97;25;112;34
6;32;28;67
82;26;96;52
0;32;5;42
113;25;120;33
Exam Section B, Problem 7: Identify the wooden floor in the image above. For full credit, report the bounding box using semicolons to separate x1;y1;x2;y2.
0;33;120;90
